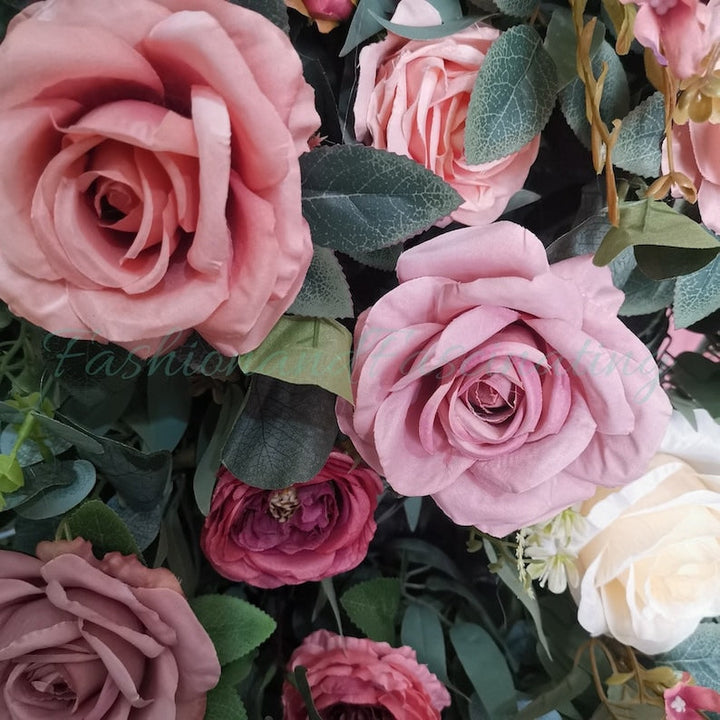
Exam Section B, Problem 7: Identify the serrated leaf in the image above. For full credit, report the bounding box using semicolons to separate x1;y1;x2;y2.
560;40;630;148
238;316;352;402
340;577;401;644
288;247;353;319
673;253;720;328
190;595;276;666
401;603;447;681
544;9;606;88
619;268;676;316
494;0;537;18
300;145;461;253
228;0;288;32
450;622;516;719
594;200;720;278
344;244;403;271
203;657;251;720
221;375;338;490
613;93;665;177
15;460;96;520
58;499;142;559
340;0;395;56
465;25;558;164
656;622;720;692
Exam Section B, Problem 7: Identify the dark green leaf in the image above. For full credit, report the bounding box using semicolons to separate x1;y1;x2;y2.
619;268;676;316
58;499;142;559
388;537;464;580
11;516;59;554
673;253;720;328
237;316;353;402
33;413;104;454
2;461;76;510
0;402;24;424
340;577;401;644
203;658;250;720
221;375;338;490
289;667;323;720
613;93;665;177
340;0;398;56
300;145;461;253
344;244;403;271
671;352;720;418
370;11;480;40
655;622;720;692
494;0;537;18
288;247;353;319
190;595;276;666
401;603;447;681
403;496;422;532
465;25;558;164
228;0;288;32
512;666;591;720
320;578;344;635
107;493;167;552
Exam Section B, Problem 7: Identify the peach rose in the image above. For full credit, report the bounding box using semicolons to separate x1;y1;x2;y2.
282;630;451;719
0;538;220;719
353;0;539;226
200;451;382;588
569;409;720;655
0;0;319;357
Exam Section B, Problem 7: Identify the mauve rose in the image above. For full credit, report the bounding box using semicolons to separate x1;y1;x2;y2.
0;538;220;720
353;0;539;226
200;451;382;588
282;630;451;719
336;222;672;536
663;120;720;234
0;0;319;358
285;0;355;33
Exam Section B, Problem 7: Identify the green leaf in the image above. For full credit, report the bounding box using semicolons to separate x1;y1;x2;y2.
560;40;630;149
15;460;96;520
594;200;720;278
300;145;462;253
228;0;288;32
0;425;71;467
450;622;516;719
0;454;23;494
0;302;13;330
340;577;401;644
401;603;447;681
237;316;353;402
619;268;676;316
289;667;323;720
288;247;353;319
2;461;76;510
512;666;591;720
613;93;665;177
544;8;605;88
344;244;403;271
656;622;720;692
58;499;142;559
673;253;720;328
389;537;464;581
0;401;24;424
403;496;422;532
670;352;720;418
320;578;344;635
107;493;167;552
493;0;538;18
203;657;252;720
33;413;104;454
190;595;276;666
340;0;395;56
370;11;480;40
221;375;338;490
465;25;558;164
11;516;60;554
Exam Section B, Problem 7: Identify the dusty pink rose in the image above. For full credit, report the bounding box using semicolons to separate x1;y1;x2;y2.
282;630;450;719
336;222;672;536
353;0;539;226
0;0;320;358
0;538;220;720
663;120;720;233
200;451;382;588
285;0;355;32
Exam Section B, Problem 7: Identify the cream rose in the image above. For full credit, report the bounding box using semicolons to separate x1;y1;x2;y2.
569;409;720;655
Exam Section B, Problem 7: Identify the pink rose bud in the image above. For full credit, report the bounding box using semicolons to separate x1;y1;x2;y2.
303;0;356;21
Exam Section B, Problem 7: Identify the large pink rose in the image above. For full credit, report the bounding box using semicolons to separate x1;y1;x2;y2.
353;0;539;226
0;538;220;720
282;630;451;719
336;222;672;536
0;0;319;357
664;120;720;233
200;451;382;588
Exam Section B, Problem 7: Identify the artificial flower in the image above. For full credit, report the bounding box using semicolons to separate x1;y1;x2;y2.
664;672;720;719
285;0;356;32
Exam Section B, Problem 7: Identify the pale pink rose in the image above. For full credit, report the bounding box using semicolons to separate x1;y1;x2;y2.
200;451;382;588
663;120;720;233
0;538;220;720
0;0;320;358
282;630;451;719
353;0;540;226
336;222;671;536
285;0;355;32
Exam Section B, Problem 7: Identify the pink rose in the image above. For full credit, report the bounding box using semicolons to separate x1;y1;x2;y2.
0;538;220;720
285;0;355;32
282;630;451;719
0;0;320;358
336;222;672;536
353;0;539;226
663;120;720;233
665;673;720;720
200;451;382;588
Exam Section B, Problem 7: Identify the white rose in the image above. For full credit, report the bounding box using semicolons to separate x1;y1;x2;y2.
568;409;720;655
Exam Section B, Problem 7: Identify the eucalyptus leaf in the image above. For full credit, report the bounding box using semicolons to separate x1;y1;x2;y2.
300;145;462;253
613;93;665;177
465;25;558;164
288;247;353;319
673;253;720;328
403;496;422;532
1;460;75;510
0;453;23;495
11;516;59;554
340;577;401;644
0;426;71;467
401;603;447;681
221;375;338;490
238;316;353;402
0;401;24;424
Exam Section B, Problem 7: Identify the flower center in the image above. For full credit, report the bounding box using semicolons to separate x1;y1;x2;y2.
670;696;687;713
324;704;394;720
267;487;300;523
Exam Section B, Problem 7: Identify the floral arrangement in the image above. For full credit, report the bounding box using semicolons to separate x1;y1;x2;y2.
0;0;719;717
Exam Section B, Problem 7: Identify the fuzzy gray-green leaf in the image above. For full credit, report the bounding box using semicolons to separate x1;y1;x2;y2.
613;93;665;177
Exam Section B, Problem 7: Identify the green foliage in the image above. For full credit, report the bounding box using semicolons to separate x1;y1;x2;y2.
494;0;538;18
344;244;403;271
613;93;666;177
203;655;254;720
340;577;401;644
619;268;676;316
221;375;338;490
670;353;720;418
372;13;479;40
403;496;422;532
237;316;353;402
288;247;353;320
465;25;558;164
190;595;276;666
288;667;323;720
656;622;720;692
0;453;23;502
673;253;720;328
228;0;289;32
401;603;447;681
340;0;396;56
513;666;591;720
300;145;462;253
